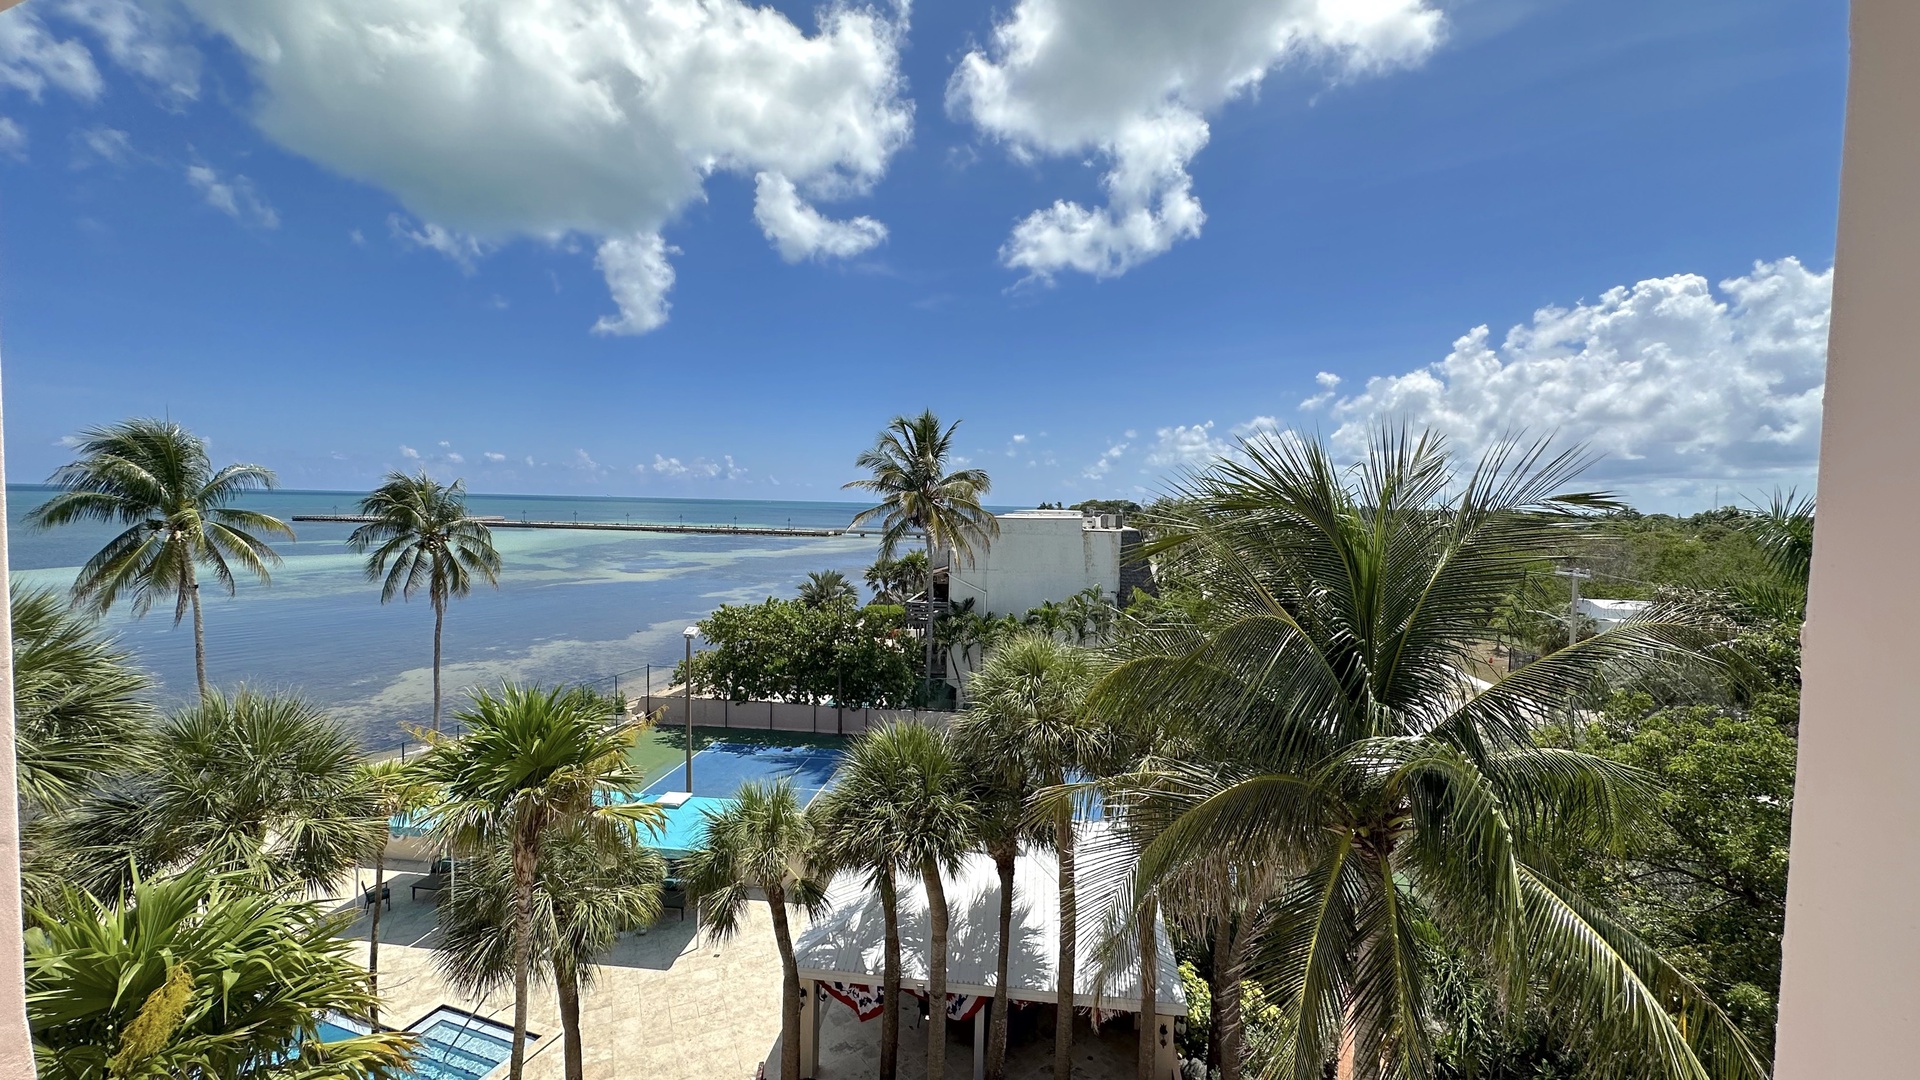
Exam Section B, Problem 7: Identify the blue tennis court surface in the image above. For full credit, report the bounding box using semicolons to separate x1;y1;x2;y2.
640;741;843;802
630;740;844;856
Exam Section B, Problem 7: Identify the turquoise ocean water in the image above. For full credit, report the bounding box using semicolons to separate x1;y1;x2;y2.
4;486;886;751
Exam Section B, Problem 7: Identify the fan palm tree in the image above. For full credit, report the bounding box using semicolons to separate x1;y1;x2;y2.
682;779;826;1080
11;585;154;818
798;569;858;609
347;472;502;732
1098;429;1767;1080
815;723;979;1080
25;865;414;1080
415;682;659;1080
27;418;293;697
434;825;665;1080
45;688;383;898
356;759;437;1027
952;632;1111;1080
845;411;999;693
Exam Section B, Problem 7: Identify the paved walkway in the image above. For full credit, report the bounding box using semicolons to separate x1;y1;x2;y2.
339;868;788;1080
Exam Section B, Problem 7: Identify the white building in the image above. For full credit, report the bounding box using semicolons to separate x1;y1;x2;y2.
1575;596;1651;631
936;509;1130;618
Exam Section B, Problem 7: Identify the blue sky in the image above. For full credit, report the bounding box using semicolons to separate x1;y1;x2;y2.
0;0;1846;510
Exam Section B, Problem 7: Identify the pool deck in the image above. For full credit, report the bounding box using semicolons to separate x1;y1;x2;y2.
341;865;789;1080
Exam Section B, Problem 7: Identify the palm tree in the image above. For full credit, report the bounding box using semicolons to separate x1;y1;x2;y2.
798;569;858;608
864;551;928;606
434;825;666;1080
1098;429;1767;1080
347;472;502;732
952;632;1111;1080
815;723;979;1080
845;411;999;694
45;688;383;898
415;683;659;1080
11;585;154;818
27;418;293;697
683;779;826;1080
357;759;437;1027
25;865;414;1079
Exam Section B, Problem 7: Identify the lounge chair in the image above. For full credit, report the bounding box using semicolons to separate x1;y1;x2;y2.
363;883;391;911
411;858;454;902
660;878;687;921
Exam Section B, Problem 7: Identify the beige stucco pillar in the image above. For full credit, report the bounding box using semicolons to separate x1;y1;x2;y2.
0;353;37;1075
1772;1;1920;1074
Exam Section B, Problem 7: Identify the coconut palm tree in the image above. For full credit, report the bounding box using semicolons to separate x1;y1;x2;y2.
415;683;660;1080
798;569;858;609
845;411;999;695
863;551;928;606
27;418;293;697
1098;429;1768;1080
356;759;437;1027
11;585;154;818
434;825;666;1080
347;472;502;732
683;779;826;1080
815;723;979;1080
25;865;414;1080
46;688;383;898
952;632;1111;1080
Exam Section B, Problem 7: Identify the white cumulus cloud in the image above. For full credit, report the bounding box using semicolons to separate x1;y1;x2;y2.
948;0;1443;281
483;451;506;463
186;162;279;228
388;214;485;273
753;171;887;262
1329;258;1833;502
170;0;913;333
54;0;200;103
0;8;104;101
593;233;678;337
0;117;24;159
399;444;420;460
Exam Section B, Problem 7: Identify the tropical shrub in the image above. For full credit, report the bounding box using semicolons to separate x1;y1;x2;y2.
682;598;916;707
25;867;413;1080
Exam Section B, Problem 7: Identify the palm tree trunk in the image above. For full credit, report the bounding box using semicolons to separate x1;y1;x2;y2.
1137;896;1158;1080
924;860;950;1080
432;594;445;733
923;536;938;690
1055;805;1077;1080
510;838;538;1080
987;843;1016;1080
188;571;207;698
557;958;585;1080
880;869;902;1080
1218;919;1250;1080
769;885;804;1080
368;853;386;1027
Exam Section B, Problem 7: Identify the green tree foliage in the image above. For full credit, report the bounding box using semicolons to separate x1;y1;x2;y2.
863;551;927;605
1100;429;1766;1080
27;418;294;696
796;569;858;608
44;689;383;898
683;780;825;1080
683;598;917;707
846;410;999;683
434;827;665;1080
415;683;660;1080
11;585;154;818
1069;498;1143;519
347;472;502;732
25;866;414;1080
1562;685;1797;1057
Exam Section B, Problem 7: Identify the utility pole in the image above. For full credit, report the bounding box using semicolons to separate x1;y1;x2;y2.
1555;566;1592;645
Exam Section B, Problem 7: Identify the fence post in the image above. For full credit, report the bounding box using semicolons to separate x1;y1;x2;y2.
645;664;652;716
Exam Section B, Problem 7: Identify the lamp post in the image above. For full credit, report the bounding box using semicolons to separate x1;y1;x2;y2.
682;626;699;792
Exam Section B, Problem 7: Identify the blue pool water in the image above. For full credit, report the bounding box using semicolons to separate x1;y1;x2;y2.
314;1008;521;1080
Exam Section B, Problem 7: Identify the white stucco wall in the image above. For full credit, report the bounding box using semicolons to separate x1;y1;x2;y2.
945;510;1122;618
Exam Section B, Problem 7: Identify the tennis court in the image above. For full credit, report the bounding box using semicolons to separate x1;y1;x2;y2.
632;738;845;856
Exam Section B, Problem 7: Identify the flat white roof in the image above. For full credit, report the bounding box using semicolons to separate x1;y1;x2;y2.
793;824;1185;1013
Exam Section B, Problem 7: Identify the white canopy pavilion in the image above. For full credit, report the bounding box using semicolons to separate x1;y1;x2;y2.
793;824;1185;1080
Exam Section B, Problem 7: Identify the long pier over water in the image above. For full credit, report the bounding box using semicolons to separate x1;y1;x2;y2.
291;514;901;540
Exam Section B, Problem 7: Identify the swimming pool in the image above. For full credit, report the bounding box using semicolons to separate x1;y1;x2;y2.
316;1008;523;1080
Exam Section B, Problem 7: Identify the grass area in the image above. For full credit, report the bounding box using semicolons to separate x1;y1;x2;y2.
625;723;848;792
